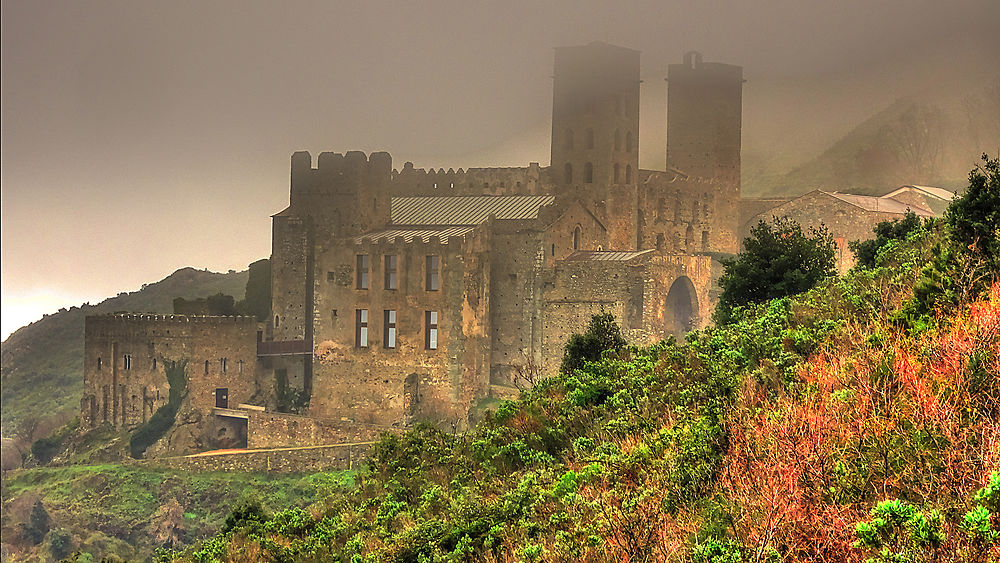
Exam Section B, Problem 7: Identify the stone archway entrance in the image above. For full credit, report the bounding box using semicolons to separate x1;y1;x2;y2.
665;276;699;339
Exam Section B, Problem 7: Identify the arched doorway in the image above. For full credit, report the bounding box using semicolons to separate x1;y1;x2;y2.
665;276;698;339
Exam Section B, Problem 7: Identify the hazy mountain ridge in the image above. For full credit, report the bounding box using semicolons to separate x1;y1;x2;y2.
0;267;250;435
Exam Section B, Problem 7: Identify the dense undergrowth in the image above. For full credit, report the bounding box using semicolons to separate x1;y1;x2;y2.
156;196;998;561
0;464;352;562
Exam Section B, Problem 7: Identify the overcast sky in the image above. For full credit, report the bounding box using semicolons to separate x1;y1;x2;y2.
3;0;999;339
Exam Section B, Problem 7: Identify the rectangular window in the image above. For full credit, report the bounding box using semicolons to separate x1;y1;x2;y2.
384;254;398;290
384;310;397;348
355;309;369;347
356;254;370;289
425;310;438;350
426;255;440;291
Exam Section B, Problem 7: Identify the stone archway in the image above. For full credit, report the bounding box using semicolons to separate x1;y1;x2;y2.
665;276;699;339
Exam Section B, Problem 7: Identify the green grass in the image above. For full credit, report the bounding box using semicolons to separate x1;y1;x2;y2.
1;463;354;561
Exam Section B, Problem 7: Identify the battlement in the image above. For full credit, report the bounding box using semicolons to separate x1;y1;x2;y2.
290;150;392;204
352;228;477;250
89;313;257;324
85;313;260;340
390;162;541;196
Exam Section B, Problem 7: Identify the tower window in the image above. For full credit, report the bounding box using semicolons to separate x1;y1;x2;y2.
384;254;398;290
564;162;573;184
221;358;227;373
614;129;621;151
564;128;574;150
426;255;440;291
97;357;102;371
573;226;582;251
584;162;593;184
355;309;369;348
614;163;620;183
702;230;710;251
626;131;633;153
585;128;595;149
123;354;131;370
425;311;438;350
384;310;397;349
356;254;370;289
625;165;633;184
205;360;210;375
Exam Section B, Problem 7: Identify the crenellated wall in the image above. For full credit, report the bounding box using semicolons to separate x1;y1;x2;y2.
390;162;543;197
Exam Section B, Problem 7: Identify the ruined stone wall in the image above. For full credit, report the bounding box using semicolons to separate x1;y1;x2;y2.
487;222;546;386
246;411;394;448
271;214;310;342
539;260;647;375
641;254;716;340
309;230;491;427
82;315;260;430
147;443;373;473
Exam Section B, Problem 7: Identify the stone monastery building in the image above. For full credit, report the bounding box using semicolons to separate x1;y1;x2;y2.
81;43;944;454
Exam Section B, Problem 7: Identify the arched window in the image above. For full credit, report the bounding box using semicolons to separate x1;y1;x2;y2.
573;226;582;251
97;357;102;371
692;201;699;221
564;162;573;184
585;128;595;149
614;129;621;151
613;163;620;183
625;165;632;184
701;230;710;251
584;162;594;184
204;360;210;375
274;315;279;328
685;225;695;251
674;199;682;223
564;129;574;150
657;198;667;219
626;131;633;152
656;233;665;251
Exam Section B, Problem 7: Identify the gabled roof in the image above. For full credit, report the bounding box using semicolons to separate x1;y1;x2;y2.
563;249;655;262
353;226;476;245
391;195;556;226
883;185;954;201
820;191;933;216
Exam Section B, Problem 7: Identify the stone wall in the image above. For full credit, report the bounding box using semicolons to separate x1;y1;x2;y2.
246;410;394;448
81;315;261;431
309;227;491;428
147;443;373;473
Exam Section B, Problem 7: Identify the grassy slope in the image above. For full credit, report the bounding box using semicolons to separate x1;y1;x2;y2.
0;267;250;434
0;464;352;562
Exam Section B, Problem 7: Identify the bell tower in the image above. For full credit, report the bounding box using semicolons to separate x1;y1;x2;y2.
551;42;640;191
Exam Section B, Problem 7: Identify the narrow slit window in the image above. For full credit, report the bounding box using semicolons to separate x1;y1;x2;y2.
384;254;398;290
97;357;102;371
426;255;440;291
425;311;438;350
205;360;210;375
356;309;369;348
384;310;397;349
221;358;227;373
356;254;370;289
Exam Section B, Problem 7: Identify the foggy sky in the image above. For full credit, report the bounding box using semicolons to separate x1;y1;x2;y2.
3;0;999;339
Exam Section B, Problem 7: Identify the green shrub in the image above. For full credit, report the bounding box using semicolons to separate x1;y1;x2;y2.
129;361;187;458
560;313;626;373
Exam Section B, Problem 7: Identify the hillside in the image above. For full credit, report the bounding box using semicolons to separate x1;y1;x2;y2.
0;267;250;436
155;200;997;561
744;80;999;198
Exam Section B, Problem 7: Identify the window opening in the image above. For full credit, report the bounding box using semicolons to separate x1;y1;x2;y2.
425;311;438;350
426;255;440;291
584;162;593;184
356;309;369;348
384;254;398;289
384;310;397;349
356;254;370;289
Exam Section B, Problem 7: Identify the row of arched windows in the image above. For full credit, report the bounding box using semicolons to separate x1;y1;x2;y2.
564;162;632;185
563;128;633;152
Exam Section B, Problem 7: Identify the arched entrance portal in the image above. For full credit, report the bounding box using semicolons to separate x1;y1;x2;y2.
665;276;699;339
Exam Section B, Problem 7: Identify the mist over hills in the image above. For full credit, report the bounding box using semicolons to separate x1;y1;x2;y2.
0;267;250;435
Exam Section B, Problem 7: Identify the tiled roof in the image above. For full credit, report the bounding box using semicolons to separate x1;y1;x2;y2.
391;195;556;226
821;192;934;216
884;185;954;201
353;226;476;244
563;249;655;262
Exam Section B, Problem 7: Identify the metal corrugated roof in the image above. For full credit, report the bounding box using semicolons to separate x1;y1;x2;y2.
563;250;655;262
353;226;476;244
391;195;556;226
821;192;933;216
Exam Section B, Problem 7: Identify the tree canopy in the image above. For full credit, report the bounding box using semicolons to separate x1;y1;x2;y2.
715;216;836;324
946;153;1000;268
